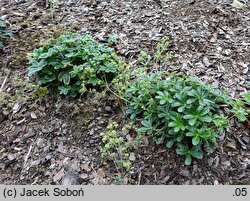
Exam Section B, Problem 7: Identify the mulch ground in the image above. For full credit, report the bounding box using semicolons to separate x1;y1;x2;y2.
0;0;250;184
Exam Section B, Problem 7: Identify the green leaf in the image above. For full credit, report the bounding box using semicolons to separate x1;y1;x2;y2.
199;115;212;122
192;136;200;146
186;132;194;137
183;114;194;120
62;73;70;85
160;99;167;105
184;155;192;165
166;140;175;148
172;102;181;107
58;86;71;95
168;122;176;127
176;146;189;155
188;118;197;126
58;71;70;85
243;92;250;103
191;145;201;153
187;98;196;104
28;60;46;75
37;74;56;85
138;119;154;134
176;134;184;142
231;107;247;122
200;107;210;116
177;106;185;113
174;126;180;133
138;127;151;133
191;151;203;159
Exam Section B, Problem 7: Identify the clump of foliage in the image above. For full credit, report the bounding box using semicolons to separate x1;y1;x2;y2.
231;92;250;122
138;36;173;67
107;34;119;45
0;17;12;48
153;36;173;66
123;72;232;165
28;33;125;96
100;122;141;171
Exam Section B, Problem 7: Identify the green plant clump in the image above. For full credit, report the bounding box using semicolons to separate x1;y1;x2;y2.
100;122;141;170
28;33;125;96
138;36;173;67
0;17;12;48
124;72;231;165
231;92;250;122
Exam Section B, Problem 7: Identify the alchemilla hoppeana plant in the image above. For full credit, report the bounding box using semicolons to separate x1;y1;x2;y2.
28;33;125;96
28;34;250;166
123;71;235;165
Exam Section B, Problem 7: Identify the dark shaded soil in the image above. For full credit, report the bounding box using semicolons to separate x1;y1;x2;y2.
0;0;250;184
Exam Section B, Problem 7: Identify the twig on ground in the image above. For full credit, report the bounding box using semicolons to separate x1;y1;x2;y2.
137;171;142;185
0;76;8;91
22;144;33;169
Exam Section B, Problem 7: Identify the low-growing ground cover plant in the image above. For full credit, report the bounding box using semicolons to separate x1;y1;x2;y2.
123;71;248;165
231;92;250;122
138;36;173;68
100;121;141;170
28;33;125;96
100;121;141;184
27;33;250;166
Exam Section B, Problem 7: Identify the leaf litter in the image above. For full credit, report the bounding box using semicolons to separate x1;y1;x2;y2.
0;0;250;184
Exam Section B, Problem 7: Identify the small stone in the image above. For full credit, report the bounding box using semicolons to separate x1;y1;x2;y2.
80;173;88;180
36;138;44;147
207;158;214;166
61;171;79;185
129;153;136;161
179;169;190;177
8;154;16;161
214;180;219;185
104;106;112;112
222;160;231;167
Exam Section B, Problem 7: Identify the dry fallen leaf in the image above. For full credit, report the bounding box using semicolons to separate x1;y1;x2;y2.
12;102;21;114
225;141;237;150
